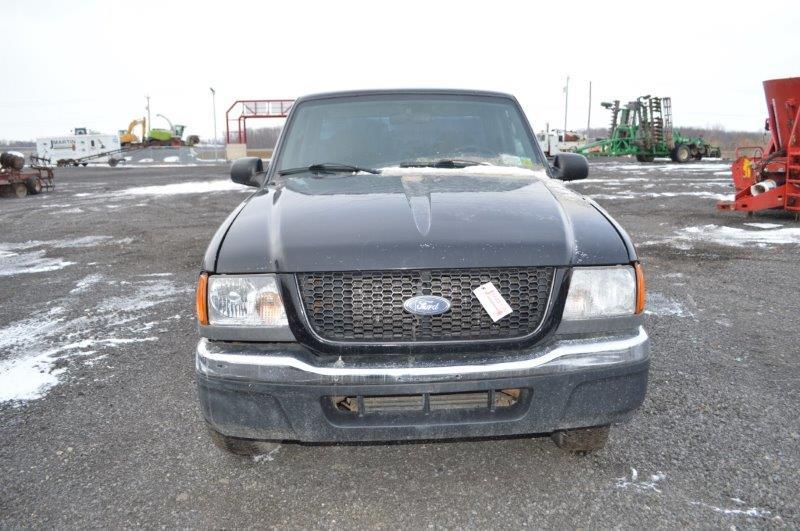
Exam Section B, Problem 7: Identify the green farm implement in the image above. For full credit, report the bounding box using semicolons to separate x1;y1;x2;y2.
576;95;720;162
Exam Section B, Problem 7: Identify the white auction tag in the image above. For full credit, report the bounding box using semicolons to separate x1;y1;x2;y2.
473;282;513;322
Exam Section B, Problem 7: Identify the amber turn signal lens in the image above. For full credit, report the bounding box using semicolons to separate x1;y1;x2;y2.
196;272;209;325
255;291;284;324
634;262;645;314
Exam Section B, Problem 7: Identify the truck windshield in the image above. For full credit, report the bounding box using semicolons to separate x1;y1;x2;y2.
276;94;545;174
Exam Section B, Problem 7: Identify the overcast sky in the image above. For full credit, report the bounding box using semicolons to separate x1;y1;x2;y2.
2;0;798;140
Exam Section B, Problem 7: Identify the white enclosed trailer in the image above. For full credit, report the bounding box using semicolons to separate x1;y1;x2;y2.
36;128;121;166
536;126;586;157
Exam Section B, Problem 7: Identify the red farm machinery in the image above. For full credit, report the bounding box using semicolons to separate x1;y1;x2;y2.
0;153;54;199
717;77;800;217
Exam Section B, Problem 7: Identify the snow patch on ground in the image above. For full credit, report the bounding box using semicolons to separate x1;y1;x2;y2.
0;249;74;277
70;273;104;294
589;193;636;200
0;237;120;277
0;307;66;353
0;351;65;402
691;499;774;519
0;236;112;252
0;278;190;405
643;224;800;249
50;236;113;248
252;446;281;463
639;191;732;201
615;468;666;493
597;162;729;173
645;292;692;317
120;180;248;196
588;191;732;201
99;282;185;313
743;222;783;229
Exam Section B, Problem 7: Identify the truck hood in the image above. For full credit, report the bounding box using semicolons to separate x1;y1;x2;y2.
213;167;633;273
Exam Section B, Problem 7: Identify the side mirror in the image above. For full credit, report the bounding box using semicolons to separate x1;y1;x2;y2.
231;157;266;187
552;153;589;181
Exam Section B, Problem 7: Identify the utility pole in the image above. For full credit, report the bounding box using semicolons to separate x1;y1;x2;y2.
587;81;592;137
145;95;151;132
563;76;569;138
210;87;218;162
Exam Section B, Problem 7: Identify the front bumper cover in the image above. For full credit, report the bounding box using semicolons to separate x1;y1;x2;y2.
196;328;650;442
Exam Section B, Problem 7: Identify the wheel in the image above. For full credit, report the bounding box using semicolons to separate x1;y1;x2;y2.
108;158;119;167
635;154;654;163
13;183;28;198
81;162;88;167
25;177;42;195
206;423;280;456
551;425;610;453
672;144;690;163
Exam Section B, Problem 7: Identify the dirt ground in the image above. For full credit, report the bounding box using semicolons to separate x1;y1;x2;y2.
0;161;797;528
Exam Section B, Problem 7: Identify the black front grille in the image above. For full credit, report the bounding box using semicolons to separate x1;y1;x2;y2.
297;268;554;343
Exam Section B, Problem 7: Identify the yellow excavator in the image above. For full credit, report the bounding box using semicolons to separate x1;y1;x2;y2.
119;118;146;146
118;115;200;147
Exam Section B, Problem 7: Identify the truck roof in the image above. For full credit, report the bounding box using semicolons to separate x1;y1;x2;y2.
295;88;518;104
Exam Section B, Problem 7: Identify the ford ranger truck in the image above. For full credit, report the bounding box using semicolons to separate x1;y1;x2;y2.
195;89;649;454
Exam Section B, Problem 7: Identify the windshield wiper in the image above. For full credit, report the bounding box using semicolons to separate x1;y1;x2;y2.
398;159;487;169
278;163;381;176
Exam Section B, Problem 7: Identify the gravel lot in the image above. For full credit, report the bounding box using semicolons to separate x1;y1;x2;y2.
1;161;797;528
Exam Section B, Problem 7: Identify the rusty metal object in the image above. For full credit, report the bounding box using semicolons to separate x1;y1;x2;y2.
0;152;25;170
0;155;55;199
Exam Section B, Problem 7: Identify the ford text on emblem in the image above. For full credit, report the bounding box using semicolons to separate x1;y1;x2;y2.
403;295;451;316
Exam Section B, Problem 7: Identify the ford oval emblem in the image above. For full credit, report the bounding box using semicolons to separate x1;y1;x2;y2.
403;295;451;316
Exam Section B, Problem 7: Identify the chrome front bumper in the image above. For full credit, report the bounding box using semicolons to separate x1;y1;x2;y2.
196;327;649;385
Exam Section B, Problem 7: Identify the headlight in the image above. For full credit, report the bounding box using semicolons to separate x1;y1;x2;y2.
206;274;288;327
562;266;642;320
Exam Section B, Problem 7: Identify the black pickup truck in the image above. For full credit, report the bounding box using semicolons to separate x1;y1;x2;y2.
195;89;649;454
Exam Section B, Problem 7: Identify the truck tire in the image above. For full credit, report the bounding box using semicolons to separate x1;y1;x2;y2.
206;423;280;456
551;425;610;452
13;183;28;198
635;154;654;163
25;177;42;195
672;144;690;163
